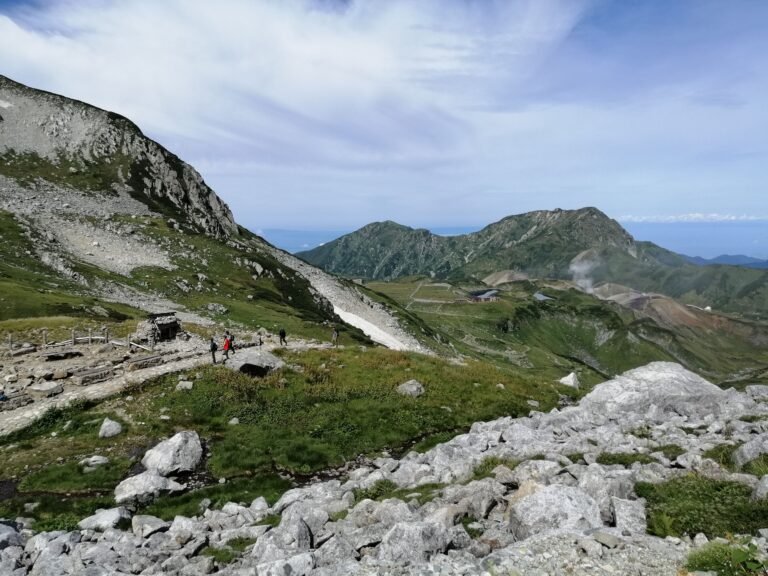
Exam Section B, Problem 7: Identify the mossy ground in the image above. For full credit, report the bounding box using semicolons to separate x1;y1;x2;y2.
0;346;554;526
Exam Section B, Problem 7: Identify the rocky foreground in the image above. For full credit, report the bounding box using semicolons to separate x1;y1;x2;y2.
2;362;768;575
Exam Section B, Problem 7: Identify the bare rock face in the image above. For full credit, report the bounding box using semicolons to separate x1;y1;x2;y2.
0;75;237;239
141;431;203;476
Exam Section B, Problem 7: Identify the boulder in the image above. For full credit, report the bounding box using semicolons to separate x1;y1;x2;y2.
611;497;647;534
580;362;747;419
77;507;131;531
114;471;185;504
98;418;122;438
746;385;768;401
508;485;602;540
176;380;194;391
753;476;768;501
559;372;580;389
223;349;284;377
27;381;63;398
256;552;315;576
0;523;22;550
733;435;768;468
142;431;203;476
397;379;425;398
79;455;109;468
132;515;170;538
509;460;562;486
377;522;449;564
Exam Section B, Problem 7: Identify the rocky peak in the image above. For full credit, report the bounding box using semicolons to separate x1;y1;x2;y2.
0;75;237;239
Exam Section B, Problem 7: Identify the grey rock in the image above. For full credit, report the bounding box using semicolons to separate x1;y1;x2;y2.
132;515;170;538
753;475;768;501
592;530;622;549
256;552;315;576
559;372;580;389
733;435;768;468
508;485;602;540
98;417;122;438
27;381;63;397
77;507;131;531
0;524;22;550
397;379;425;398
114;470;185;504
223;349;285;377
142;431;203;475
509;460;562;486
377;522;449;564
611;497;647;534
79;455;109;468
315;535;359;567
693;533;709;547
746;385;768;401
176;380;194;391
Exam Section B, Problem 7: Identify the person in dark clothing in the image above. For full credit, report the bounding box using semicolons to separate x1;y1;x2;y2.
209;337;218;364
279;328;287;346
331;326;339;346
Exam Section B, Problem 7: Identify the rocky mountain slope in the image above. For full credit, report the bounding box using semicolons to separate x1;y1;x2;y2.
2;362;768;575
0;75;423;352
297;209;768;319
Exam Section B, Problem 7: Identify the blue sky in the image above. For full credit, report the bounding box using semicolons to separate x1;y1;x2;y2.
1;0;766;254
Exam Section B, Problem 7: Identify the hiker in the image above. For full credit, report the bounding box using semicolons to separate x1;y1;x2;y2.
331;326;339;346
209;337;218;364
0;388;7;402
279;328;287;346
222;333;232;361
225;330;235;354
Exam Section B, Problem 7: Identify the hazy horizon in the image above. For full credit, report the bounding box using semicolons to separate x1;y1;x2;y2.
259;219;768;260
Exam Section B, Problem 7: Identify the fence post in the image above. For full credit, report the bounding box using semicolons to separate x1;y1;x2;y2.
105;329;110;344
88;328;92;344
71;329;76;346
6;334;11;352
43;329;47;348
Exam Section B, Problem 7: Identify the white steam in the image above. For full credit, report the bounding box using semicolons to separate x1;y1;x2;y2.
569;258;599;294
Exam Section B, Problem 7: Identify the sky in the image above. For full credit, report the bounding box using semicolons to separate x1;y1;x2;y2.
1;0;767;256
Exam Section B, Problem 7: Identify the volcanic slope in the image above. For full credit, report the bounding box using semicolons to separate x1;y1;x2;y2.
0;75;425;351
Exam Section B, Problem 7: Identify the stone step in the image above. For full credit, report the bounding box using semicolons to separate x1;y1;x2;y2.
39;348;84;361
71;365;114;386
125;355;164;372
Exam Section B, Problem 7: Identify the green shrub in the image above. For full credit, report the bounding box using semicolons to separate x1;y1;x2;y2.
596;452;654;467
354;480;399;502
744;455;768;478
636;474;768;538
702;443;741;471
472;457;519;481
656;444;685;460
686;541;768;576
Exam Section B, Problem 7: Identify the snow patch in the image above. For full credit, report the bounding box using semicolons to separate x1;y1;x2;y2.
334;305;410;350
0;99;12;109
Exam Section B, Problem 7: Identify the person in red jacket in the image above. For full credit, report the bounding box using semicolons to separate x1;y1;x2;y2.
222;333;232;361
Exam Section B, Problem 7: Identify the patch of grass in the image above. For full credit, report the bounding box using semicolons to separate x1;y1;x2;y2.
565;452;585;464
19;458;131;492
629;425;652;439
702;443;742;471
596;452;655;467
330;509;349;522
260;514;282;527
636;474;768;538
461;516;483;538
410;430;463;453
0;493;114;532
201;546;239;565
686;541;768;576
472;456;520;481
143;476;291;521
353;479;444;506
655;444;685;460
740;414;768;423
744;455;768;478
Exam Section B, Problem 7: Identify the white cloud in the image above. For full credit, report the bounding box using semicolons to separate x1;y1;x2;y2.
618;213;768;223
0;0;767;230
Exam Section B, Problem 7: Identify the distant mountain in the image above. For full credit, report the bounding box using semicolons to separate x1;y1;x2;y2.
297;208;768;319
683;254;768;269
